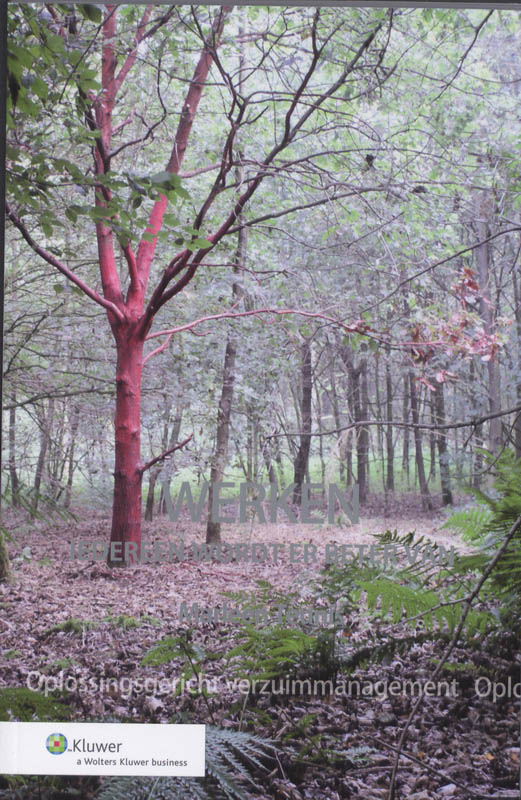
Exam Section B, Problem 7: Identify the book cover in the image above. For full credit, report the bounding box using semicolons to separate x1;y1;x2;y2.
2;1;520;797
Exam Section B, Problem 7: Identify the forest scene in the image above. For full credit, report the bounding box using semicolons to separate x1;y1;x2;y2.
2;2;521;798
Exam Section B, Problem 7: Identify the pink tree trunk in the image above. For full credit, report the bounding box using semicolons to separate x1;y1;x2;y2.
108;328;144;565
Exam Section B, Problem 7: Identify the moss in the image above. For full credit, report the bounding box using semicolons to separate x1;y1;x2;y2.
3;649;22;660
45;617;98;635
42;657;78;673
104;613;140;629
0;687;72;722
0;527;12;584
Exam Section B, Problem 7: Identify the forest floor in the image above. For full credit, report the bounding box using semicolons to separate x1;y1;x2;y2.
0;498;519;799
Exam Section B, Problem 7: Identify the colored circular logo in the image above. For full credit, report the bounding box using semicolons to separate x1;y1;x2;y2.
46;733;68;755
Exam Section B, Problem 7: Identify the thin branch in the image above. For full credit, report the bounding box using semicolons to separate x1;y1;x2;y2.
225;186;387;236
375;737;483;798
3;388;116;411
432;10;494;103
180;163;221;179
139;434;193;474
263;404;521;440
5;203;125;322
145;307;368;343
361;226;521;315
109;47;168;161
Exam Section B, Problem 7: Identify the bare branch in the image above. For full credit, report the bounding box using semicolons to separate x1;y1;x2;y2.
145;307;369;344
263;404;521;440
143;18;387;323
361;226;521;315
139;434;193;474
5;203;125;323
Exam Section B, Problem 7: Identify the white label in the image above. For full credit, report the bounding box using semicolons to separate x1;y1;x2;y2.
0;722;205;776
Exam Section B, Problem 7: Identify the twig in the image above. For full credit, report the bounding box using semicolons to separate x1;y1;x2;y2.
375;736;487;797
139;434;193;474
432;10;494;103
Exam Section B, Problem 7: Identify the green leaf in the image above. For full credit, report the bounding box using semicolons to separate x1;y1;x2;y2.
118;233;131;248
31;76;48;101
192;237;211;249
149;170;174;185
162;213;178;226
16;93;39;117
79;4;103;23
9;45;34;69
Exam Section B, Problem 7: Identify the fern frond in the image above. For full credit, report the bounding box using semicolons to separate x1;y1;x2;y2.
358;578;448;629
97;727;275;800
442;507;493;543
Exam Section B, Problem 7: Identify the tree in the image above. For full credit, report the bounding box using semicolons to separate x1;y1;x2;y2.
7;5;396;562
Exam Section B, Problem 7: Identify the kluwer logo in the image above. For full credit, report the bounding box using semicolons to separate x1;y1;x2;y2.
46;733;68;755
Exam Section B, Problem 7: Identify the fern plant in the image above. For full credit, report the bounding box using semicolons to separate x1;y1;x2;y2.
315;525;500;671
140;632;215;698
444;449;521;626
97;726;275;800
226;624;338;683
317;453;521;671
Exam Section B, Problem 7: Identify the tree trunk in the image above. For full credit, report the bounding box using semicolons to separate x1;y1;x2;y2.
144;468;160;522
206;335;237;543
359;348;369;502
8;395;20;507
374;355;385;492
33;398;54;512
108;332;144;565
340;344;366;497
0;526;12;584
385;351;394;491
158;405;184;515
409;372;433;511
315;386;326;495
429;395;436;481
260;433;277;488
206;16;246;541
475;190;501;456
328;351;345;484
402;375;410;488
434;382;453;505
513;267;521;459
64;404;80;509
293;338;312;506
272;431;285;488
206;236;244;542
345;438;353;488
